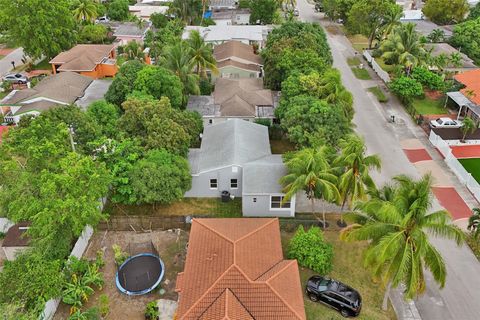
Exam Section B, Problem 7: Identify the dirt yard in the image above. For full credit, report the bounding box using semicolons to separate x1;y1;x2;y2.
54;230;188;320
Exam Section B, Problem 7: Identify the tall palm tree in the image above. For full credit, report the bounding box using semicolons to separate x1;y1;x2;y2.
427;29;446;43
187;30;218;78
160;42;200;106
201;0;209;25
468;208;480;240
380;6;403;39
72;0;98;23
448;52;463;68
341;174;464;310
380;23;426;73
170;0;200;24
335;134;381;211
281;146;340;228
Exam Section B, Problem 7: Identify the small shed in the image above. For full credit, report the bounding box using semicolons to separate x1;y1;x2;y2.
2;222;31;261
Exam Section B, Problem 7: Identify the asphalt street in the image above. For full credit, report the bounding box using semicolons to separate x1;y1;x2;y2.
296;1;480;319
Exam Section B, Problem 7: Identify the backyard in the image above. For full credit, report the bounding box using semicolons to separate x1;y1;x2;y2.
270;137;297;154
54;230;188;320
412;97;447;115
459;158;480;183
281;228;396;320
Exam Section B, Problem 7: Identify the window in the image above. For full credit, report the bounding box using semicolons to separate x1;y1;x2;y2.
253;197;257;203
230;179;238;189
210;179;218;189
270;196;290;209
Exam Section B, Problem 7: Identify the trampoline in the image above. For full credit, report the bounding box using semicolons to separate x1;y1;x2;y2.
115;242;165;295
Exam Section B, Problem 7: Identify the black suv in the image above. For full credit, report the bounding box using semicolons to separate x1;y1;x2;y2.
306;276;362;317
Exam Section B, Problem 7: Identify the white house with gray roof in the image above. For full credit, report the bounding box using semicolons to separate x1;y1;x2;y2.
184;119;295;217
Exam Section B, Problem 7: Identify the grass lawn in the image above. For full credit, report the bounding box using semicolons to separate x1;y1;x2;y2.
104;197;242;217
367;86;389;103
375;57;396;73
347;57;361;66
412;97;446;115
270;138;297;154
351;67;371;80
459;158;480;184
31;58;51;70
281;230;396;320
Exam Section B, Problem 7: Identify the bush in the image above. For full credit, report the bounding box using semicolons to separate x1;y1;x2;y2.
145;301;159;320
389;76;424;104
112;244;129;266
199;78;214;95
99;294;110;318
411;67;444;91
287;226;334;274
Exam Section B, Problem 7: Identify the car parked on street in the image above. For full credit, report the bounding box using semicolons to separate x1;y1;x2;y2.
306;276;362;317
2;73;28;84
430;117;463;129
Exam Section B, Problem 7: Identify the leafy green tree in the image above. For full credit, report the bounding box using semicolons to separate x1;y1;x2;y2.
150;12;169;28
468;208;480;240
422;0;469;25
389;76;424;104
0;0;77;59
280;69;354;121
169;0;202;24
287;226;334;274
105;60;146;106
0;250;64;313
281;146;340;227
347;0;402;49
450;18;480;65
159;42;200;106
0;302;38;320
411;67;444;91
262;22;332;90
341;174;464;309
72;0;98;23
86;100;121;138
130;149;191;204
461;116;476;142
380;23;426;72
335;134;381;210
134;65;184;109
118;96;193;155
469;3;480;20
249;0;279;25
277;49;329;83
323;0;357;22
79;24;108;44
107;0;130;21
277;95;351;147
187;30;218;78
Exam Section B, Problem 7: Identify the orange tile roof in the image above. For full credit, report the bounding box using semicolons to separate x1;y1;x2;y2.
176;218;306;320
454;69;480;105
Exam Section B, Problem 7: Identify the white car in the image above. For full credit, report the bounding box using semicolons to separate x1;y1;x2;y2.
430;117;463;128
2;73;28;84
95;16;109;23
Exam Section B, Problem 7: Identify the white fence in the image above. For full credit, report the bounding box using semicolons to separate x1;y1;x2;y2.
429;130;480;203
40;225;95;320
363;50;391;83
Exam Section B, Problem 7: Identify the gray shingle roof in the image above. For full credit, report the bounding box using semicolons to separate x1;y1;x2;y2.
113;22;150;37
189;119;271;174
242;155;287;194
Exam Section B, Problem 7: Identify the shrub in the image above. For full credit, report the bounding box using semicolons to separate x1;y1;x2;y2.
145;301;159;320
411;67;444;91
287;226;334;274
389;76;424;104
112;244;129;266
199;78;214;95
99;294;110;318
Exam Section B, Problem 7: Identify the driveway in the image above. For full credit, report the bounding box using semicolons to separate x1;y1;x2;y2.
296;1;480;319
0;48;26;77
75;79;112;110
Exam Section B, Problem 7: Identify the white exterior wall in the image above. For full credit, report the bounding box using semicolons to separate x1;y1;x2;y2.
184;165;243;198
242;194;296;217
234;13;250;25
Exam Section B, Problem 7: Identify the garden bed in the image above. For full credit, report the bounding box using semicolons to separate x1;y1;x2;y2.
281;229;396;320
54;230;188;320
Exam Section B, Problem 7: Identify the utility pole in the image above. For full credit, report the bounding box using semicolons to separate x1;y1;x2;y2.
68;125;76;152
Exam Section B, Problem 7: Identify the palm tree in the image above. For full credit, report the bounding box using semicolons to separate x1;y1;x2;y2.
468;208;480;240
124;41;145;61
449;52;463;68
200;0;209;25
461;116;476;142
72;0;98;23
335;134;381;211
187;30;218;78
432;53;449;73
380;23;426;73
341;174;464;310
380;6;403;39
170;0;200;24
160;42;200;106
427;29;446;43
280;146;340;228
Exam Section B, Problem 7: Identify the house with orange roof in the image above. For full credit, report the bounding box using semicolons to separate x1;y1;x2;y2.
49;44;118;79
447;69;480;122
175;218;306;320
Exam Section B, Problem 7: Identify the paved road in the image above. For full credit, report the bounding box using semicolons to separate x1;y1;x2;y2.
0;48;25;77
296;1;480;319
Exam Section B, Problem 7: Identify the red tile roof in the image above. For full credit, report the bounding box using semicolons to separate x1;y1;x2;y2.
454;69;480;105
176;218;306;320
